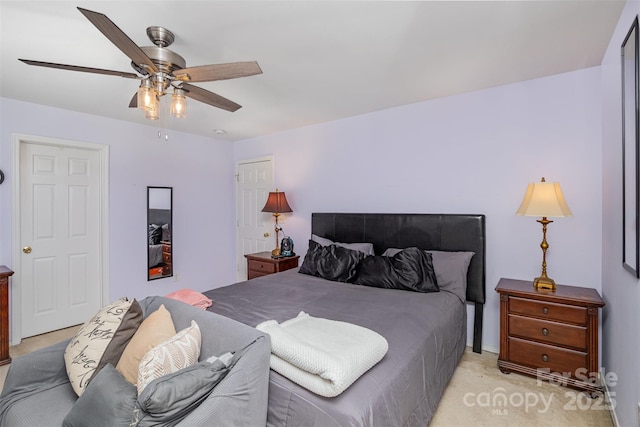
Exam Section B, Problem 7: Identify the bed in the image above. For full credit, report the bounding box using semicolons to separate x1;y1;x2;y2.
203;213;486;426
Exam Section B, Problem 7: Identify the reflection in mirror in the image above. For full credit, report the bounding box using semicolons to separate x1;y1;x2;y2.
148;187;173;281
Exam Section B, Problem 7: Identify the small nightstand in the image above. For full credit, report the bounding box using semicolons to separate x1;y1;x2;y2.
161;241;172;275
245;251;300;280
495;278;604;394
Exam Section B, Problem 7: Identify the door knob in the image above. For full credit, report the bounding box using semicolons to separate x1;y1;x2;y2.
264;232;270;237
22;246;32;254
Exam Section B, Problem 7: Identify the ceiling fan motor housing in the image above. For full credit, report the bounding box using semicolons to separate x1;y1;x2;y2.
137;46;186;74
146;26;174;47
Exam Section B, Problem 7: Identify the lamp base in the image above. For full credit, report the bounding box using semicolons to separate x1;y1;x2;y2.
533;276;556;291
271;247;281;257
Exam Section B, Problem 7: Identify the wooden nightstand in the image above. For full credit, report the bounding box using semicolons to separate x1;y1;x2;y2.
245;252;300;280
495;278;604;394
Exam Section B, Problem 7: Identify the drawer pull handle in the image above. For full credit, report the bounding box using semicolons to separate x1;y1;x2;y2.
541;354;549;362
541;328;549;336
542;307;549;314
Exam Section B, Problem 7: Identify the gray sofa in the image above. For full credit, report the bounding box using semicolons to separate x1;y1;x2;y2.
0;296;271;426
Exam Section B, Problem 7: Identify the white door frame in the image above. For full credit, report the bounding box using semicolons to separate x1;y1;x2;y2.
11;134;110;345
235;155;274;282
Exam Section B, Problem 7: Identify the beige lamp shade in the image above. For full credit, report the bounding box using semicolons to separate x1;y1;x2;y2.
516;180;572;218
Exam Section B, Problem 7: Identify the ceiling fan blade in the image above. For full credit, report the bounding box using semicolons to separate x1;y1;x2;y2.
175;61;262;83
129;93;138;108
182;83;241;112
77;7;158;74
19;59;139;79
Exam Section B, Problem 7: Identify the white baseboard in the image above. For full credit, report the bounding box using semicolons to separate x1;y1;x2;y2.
603;375;620;426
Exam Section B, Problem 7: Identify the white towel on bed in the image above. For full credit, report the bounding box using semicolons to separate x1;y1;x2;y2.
256;311;388;397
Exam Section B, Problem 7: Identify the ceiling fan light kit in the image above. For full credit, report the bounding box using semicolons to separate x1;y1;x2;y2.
19;7;262;122
170;88;187;118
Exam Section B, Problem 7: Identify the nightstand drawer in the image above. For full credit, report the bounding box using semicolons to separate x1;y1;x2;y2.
510;297;587;325
509;314;587;350
248;259;276;274
509;337;587;376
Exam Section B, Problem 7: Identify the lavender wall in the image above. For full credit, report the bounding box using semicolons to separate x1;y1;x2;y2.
234;67;603;356
601;1;640;426
0;98;237;317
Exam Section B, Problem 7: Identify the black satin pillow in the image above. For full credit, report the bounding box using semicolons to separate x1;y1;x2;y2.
299;240;366;283
355;247;439;293
148;224;162;245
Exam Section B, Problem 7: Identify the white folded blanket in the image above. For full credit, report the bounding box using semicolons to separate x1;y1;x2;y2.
256;311;388;397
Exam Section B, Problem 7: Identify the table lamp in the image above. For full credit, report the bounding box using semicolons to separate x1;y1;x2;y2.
261;189;293;257
516;177;573;290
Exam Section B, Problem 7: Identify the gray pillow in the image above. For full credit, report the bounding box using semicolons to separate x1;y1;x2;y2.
62;364;137;427
382;248;474;303
134;354;238;427
311;234;375;256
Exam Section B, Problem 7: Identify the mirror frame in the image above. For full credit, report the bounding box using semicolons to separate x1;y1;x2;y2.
147;186;173;281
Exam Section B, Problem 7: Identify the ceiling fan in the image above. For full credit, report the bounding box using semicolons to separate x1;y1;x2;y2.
19;7;262;120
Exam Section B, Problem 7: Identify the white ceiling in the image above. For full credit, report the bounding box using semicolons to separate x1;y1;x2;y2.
0;1;625;141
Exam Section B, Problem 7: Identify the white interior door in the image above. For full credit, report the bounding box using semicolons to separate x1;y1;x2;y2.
18;140;104;337
235;158;274;281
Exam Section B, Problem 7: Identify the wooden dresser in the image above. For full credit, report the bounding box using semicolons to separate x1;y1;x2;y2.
495;278;604;394
0;266;14;366
245;252;299;280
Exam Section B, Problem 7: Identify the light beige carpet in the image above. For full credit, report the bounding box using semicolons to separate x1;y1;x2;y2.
431;348;615;427
0;331;615;427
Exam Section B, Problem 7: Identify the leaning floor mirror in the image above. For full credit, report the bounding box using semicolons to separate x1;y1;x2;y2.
147;186;173;280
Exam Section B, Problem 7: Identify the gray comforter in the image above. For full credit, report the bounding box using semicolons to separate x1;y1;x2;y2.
203;268;466;427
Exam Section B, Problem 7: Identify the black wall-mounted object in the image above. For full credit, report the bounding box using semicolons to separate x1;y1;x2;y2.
0;170;4;185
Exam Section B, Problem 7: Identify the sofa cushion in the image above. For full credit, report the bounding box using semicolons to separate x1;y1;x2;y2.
62;364;137;427
64;297;143;396
137;320;202;394
116;304;176;384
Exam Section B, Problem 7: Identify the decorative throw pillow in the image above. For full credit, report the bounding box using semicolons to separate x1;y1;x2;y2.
137;320;202;394
116;304;176;385
299;240;366;282
355;247;439;293
62;364;137;427
64;297;143;396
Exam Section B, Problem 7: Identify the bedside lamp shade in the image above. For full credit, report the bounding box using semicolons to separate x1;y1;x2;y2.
261;189;292;257
516;181;573;218
516;178;572;291
261;190;293;215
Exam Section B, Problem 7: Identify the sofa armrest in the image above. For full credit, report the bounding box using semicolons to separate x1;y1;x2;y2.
1;339;71;398
0;339;72;424
178;335;271;426
1;339;71;396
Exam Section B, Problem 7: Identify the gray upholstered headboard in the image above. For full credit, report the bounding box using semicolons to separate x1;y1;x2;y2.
311;213;486;353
